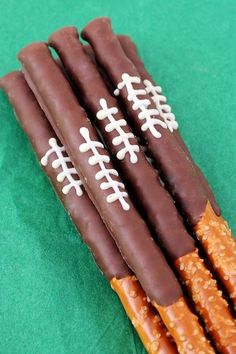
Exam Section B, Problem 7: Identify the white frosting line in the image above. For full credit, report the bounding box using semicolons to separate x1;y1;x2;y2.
114;73;167;138
143;79;178;132
79;127;130;211
96;98;140;164
41;138;83;196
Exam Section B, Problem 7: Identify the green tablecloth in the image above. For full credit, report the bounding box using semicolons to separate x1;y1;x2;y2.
0;1;235;353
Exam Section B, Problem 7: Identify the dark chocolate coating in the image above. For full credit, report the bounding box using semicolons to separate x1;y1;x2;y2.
17;43;183;306
82;18;208;226
0;71;132;281
118;34;220;217
48;26;195;262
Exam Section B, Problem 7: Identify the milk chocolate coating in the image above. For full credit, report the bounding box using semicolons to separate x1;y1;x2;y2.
0;71;132;281
48;26;195;262
82;18;208;225
83;44;96;63
118;34;220;217
18;43;183;306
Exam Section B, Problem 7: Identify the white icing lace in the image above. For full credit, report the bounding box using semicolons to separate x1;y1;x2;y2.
114;73;167;138
96;98;140;164
143;79;178;132
79;127;130;211
41;138;83;196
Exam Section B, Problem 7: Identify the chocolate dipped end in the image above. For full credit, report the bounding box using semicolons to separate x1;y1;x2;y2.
118;34;220;217
81;17;137;86
82;18;208;226
18;43;183;306
0;71;131;281
48;26;195;262
118;35;153;83
48;27;114;116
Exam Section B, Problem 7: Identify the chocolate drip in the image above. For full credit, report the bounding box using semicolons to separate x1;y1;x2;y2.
18;43;183;306
118;34;220;217
0;71;132;281
82;17;208;225
48;26;195;262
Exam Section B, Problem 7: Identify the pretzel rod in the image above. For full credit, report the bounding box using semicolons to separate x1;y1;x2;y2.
18;43;214;353
47;27;236;352
0;71;179;354
18;42;181;305
110;277;178;354
81;17;236;304
117;34;220;215
117;35;236;309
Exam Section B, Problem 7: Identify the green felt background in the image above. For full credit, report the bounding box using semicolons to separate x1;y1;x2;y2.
0;1;235;353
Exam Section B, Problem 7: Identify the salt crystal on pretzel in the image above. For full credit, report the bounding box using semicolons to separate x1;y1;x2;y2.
0;71;179;354
48;26;236;353
82;17;236;310
17;43;214;353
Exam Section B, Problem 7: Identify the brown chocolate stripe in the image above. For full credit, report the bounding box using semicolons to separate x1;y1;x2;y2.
0;72;180;354
117;34;220;217
17;42;183;307
81;17;208;226
48;26;195;262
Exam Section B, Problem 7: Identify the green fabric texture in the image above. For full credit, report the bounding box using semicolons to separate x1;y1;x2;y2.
0;1;235;353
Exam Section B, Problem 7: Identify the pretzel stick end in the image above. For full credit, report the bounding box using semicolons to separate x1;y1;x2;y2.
155;297;215;354
111;276;178;354
195;201;236;307
176;250;236;353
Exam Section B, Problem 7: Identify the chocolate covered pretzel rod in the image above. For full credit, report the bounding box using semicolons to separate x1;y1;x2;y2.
118;34;220;215
48;26;236;353
0;71;179;354
82;17;236;306
117;35;236;309
18;43;214;353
